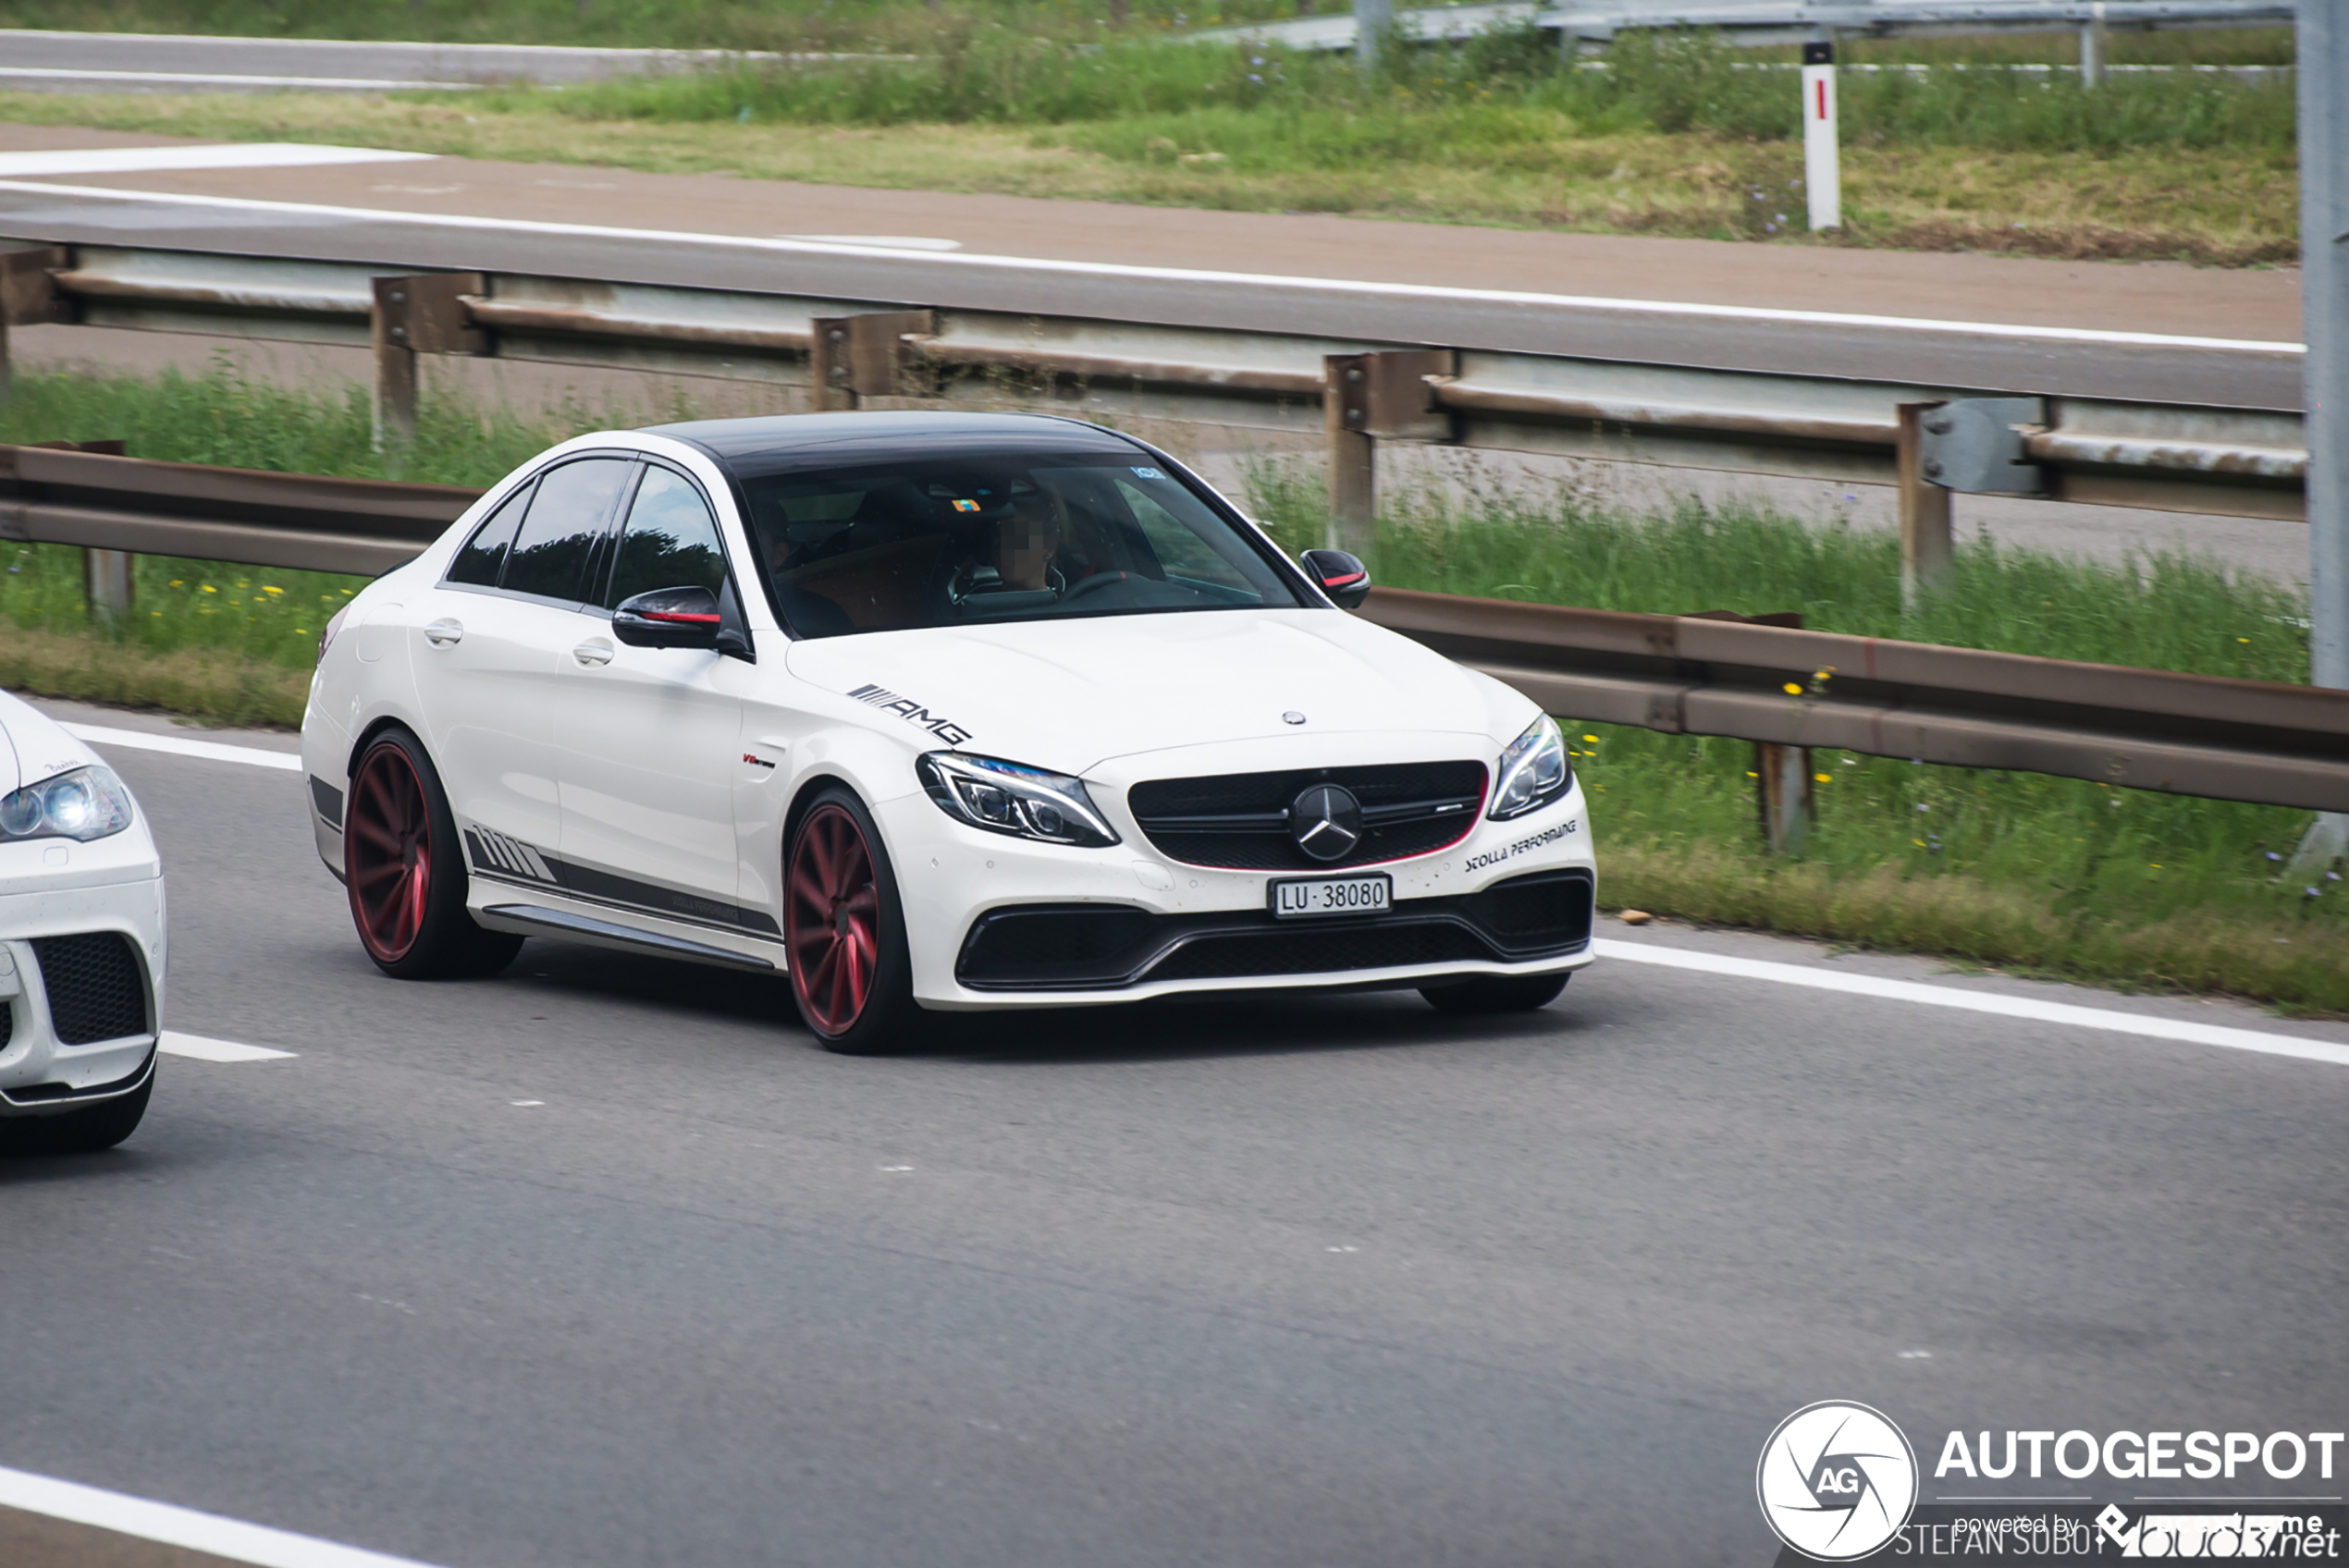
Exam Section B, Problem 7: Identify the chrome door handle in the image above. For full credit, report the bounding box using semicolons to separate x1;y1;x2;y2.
572;640;614;668
424;619;463;646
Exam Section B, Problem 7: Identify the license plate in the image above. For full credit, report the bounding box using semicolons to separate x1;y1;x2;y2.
1270;874;1392;920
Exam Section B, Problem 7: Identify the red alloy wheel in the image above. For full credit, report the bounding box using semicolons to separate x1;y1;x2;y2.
345;742;434;964
786;802;881;1036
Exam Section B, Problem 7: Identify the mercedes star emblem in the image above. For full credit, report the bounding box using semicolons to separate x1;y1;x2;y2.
1289;783;1363;862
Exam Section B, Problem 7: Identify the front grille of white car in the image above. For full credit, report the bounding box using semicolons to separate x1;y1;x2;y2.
30;933;149;1045
1126;761;1488;871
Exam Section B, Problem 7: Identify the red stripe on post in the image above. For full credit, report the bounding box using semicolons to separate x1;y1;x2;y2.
1816;80;1827;119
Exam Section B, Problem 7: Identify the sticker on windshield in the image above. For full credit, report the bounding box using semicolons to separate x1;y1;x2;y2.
1130;467;1162;479
951;497;981;513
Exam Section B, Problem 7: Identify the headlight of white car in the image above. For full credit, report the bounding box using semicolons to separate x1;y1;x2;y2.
1488;715;1571;821
917;753;1120;848
0;765;136;842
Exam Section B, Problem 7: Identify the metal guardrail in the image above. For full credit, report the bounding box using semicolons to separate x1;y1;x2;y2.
0;239;2308;576
1362;586;2349;814
1191;1;2293;53
1;444;2342;817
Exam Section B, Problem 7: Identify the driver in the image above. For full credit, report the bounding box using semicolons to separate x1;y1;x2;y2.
990;491;1064;593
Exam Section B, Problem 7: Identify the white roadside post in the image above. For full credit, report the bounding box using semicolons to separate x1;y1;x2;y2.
2292;2;2349;874
1802;40;1841;231
1353;0;1392;77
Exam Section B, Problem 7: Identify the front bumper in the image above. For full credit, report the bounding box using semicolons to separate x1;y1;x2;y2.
880;779;1594;1011
0;858;166;1117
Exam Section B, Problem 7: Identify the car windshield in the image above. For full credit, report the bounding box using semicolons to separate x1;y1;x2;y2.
735;452;1303;638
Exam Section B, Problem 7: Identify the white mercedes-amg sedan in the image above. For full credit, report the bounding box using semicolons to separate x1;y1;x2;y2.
0;692;165;1150
301;412;1595;1052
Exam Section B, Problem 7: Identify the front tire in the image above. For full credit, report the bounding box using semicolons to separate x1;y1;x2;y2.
1420;972;1569;1015
784;788;921;1055
345;729;523;980
0;1072;152;1157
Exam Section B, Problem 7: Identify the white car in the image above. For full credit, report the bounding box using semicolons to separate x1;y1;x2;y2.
0;692;165;1150
301;412;1595;1053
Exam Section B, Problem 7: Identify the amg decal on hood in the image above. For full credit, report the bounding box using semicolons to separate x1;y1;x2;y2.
847;683;974;747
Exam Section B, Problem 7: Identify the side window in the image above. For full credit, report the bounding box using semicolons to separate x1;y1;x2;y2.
606;466;730;607
501;457;633;605
446;483;532;587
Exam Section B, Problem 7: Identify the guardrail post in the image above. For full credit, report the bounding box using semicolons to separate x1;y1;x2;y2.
2080;14;2107;89
1324;353;1375;554
1755;741;1814;853
809;312;936;412
372;278;418;451
1898;401;1954;609
371;274;486;453
85;549;132;629
0;245;72;400
1323;349;1454;556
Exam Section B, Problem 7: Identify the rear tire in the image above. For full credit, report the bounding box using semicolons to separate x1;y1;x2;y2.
345;728;524;980
784;787;922;1055
1420;972;1569;1015
0;1071;152;1157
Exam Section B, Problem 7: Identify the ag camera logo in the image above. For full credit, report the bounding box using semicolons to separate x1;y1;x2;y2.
1758;1401;1920;1561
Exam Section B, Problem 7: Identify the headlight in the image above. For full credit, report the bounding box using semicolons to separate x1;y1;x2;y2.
1488;715;1571;820
917;752;1119;848
0;765;135;843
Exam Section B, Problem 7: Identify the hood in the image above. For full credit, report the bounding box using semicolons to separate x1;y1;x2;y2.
784;609;1531;774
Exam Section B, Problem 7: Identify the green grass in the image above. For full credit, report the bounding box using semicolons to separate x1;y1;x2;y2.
0;361;633;720
1243;459;2349;1012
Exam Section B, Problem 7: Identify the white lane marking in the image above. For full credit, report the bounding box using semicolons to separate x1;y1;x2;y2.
0;143;436;177
1592;937;2349;1068
0;67;478;91
62;722;302;772
0;1462;450;1568
160;1032;295;1062
0;180;2300;356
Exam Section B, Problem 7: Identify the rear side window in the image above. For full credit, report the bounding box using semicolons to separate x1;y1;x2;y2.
446;483;532;587
605;466;729;607
501;457;633;604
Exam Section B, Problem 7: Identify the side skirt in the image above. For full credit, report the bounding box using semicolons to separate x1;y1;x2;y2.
475;902;780;974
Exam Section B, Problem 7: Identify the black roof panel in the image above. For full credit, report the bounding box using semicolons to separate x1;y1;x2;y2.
642;410;1146;479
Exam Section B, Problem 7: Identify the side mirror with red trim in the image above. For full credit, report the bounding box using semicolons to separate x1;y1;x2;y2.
1300;549;1371;610
614;585;723;649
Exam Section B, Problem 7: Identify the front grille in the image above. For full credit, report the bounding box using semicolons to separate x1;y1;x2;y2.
955;868;1590;991
0;994;13;1050
1127;761;1486;871
31;932;149;1045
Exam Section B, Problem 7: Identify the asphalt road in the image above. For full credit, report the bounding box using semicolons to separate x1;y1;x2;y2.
3;704;2345;1567
0;125;2304;409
